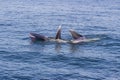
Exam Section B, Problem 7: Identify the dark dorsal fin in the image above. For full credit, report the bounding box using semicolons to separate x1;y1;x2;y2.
69;29;84;39
55;25;61;39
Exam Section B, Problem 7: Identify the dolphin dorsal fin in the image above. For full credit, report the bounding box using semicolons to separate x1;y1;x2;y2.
55;25;61;39
69;29;84;40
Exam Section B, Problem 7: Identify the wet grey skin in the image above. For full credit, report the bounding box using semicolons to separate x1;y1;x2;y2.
29;27;99;44
29;33;49;42
69;29;86;44
29;26;68;43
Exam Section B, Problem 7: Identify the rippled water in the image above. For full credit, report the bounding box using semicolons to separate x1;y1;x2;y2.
0;0;120;80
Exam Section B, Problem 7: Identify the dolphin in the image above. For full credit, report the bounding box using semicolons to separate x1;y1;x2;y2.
69;29;100;44
29;26;100;44
69;29;86;44
29;33;48;42
29;26;68;43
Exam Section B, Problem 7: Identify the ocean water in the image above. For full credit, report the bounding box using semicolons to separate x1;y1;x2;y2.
0;0;120;80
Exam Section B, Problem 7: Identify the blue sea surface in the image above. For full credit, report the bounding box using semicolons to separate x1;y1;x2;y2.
0;0;120;80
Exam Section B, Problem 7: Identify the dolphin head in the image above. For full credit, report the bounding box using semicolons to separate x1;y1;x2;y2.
29;33;48;41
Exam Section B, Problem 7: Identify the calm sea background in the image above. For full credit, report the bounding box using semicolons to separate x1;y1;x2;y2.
0;0;120;80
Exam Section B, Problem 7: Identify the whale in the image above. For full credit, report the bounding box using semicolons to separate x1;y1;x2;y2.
29;26;68;43
69;29;100;44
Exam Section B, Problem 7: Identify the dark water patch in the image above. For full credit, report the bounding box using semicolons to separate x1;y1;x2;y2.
0;23;12;26
104;42;120;47
0;76;14;80
0;51;10;54
13;75;32;80
83;34;106;41
1;51;44;63
80;76;102;80
115;55;120;59
95;33;120;48
22;37;29;40
0;51;13;60
68;57;108;68
46;54;69;62
84;25;108;31
97;40;120;50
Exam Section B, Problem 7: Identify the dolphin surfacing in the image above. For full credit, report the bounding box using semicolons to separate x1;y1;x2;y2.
29;33;48;42
69;29;100;44
29;26;100;44
69;29;86;44
29;26;68;43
